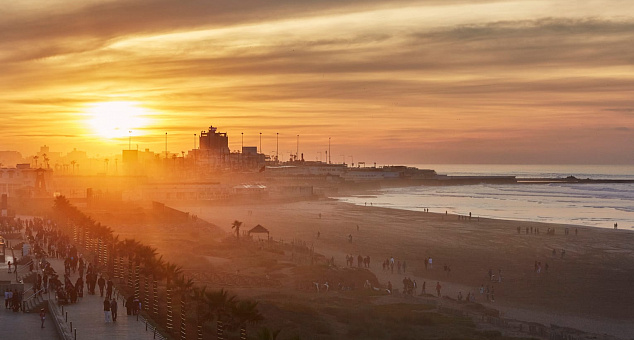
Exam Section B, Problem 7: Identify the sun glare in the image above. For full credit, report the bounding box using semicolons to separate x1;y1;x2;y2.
86;101;153;139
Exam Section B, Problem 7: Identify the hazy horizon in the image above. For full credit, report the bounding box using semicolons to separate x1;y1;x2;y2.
2;0;633;165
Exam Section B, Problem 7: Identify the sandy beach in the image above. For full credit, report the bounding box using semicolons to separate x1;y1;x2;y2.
89;196;634;338
164;198;634;338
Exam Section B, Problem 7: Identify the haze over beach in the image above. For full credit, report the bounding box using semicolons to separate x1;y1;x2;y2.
2;1;634;340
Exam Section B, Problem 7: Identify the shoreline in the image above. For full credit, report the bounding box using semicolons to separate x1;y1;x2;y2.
330;182;634;230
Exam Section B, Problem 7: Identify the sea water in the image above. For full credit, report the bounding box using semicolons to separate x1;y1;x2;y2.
335;164;634;229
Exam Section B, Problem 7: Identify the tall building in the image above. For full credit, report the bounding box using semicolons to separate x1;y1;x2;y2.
198;126;230;168
199;126;230;154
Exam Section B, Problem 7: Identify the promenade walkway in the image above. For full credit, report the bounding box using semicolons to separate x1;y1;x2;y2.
1;236;60;339
1;235;163;340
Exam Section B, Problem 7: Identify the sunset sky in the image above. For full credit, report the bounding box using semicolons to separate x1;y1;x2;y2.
1;0;633;164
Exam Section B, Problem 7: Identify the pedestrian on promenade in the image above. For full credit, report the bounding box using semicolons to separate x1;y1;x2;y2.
126;296;134;315
4;289;10;309
103;298;112;323
436;282;442;297
98;275;105;297
106;278;113;300
40;308;46;328
110;298;118;322
7;260;11;273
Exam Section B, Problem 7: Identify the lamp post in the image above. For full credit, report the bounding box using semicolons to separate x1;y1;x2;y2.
165;132;168;159
296;135;299;161
259;132;262;154
241;132;244;151
276;133;279;163
328;137;331;164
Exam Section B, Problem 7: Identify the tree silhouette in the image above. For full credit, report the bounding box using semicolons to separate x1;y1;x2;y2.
231;220;243;240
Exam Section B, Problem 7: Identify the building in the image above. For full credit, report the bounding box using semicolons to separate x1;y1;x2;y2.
0;165;53;198
197;126;230;169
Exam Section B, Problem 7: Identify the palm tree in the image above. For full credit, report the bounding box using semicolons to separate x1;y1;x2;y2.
71;160;76;174
192;285;210;340
112;237;123;281
206;288;236;340
149;256;165;319
231;220;243;240
174;275;195;340
34;155;39;168
230;300;264;340
257;327;281;340
137;246;158;311
120;239;141;289
164;262;183;334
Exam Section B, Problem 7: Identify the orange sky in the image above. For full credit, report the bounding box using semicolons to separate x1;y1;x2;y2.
1;0;633;164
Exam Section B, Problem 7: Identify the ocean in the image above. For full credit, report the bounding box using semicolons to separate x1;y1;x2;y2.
334;164;634;229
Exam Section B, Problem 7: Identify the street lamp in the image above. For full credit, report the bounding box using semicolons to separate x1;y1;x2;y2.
328;137;331;164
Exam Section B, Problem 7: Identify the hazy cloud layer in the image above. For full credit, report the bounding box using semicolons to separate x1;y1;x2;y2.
1;0;633;163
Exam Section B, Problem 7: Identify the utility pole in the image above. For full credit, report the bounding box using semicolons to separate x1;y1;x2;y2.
328;137;331;164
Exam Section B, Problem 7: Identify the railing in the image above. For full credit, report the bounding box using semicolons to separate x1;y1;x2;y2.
48;298;75;340
138;313;169;340
22;287;46;312
14;259;34;283
114;285;169;340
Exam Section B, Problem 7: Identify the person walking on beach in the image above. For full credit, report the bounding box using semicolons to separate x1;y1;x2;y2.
436;282;442;297
428;257;433;269
7;260;11;273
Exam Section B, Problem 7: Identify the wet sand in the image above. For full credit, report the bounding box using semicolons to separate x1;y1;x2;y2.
172;199;634;338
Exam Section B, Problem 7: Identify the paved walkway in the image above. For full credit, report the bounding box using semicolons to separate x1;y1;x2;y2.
44;256;162;340
1;235;162;340
1;236;60;339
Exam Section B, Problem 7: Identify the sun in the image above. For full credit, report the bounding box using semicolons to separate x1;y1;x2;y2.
86;101;153;139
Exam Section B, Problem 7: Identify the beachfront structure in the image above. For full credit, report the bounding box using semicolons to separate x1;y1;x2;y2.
0;165;52;198
195;125;230;169
265;163;437;183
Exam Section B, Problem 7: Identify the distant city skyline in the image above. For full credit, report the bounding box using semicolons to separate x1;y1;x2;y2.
1;0;633;164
